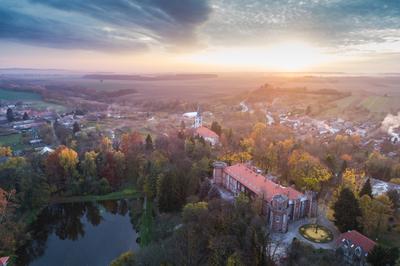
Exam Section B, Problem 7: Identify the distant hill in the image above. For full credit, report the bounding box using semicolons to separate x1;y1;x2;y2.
82;73;218;81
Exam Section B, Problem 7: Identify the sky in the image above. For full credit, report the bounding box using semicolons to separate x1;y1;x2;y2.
1;0;400;73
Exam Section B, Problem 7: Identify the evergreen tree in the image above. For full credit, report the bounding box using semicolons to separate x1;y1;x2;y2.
145;134;153;151
72;121;80;134
6;108;14;122
180;120;186;130
211;121;222;136
23;112;29;120
157;173;180;212
368;245;399;266
359;178;373;198
340;159;348;174
333;187;362;232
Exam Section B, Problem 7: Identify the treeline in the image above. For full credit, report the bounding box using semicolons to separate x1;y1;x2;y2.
0;129;216;257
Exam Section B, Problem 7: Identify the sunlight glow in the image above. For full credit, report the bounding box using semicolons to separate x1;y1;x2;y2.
181;41;333;71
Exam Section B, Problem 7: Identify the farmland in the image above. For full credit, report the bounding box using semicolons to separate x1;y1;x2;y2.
0;88;42;101
0;133;26;150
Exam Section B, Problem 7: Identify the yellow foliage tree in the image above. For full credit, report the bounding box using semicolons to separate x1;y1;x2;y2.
0;146;12;157
288;150;332;191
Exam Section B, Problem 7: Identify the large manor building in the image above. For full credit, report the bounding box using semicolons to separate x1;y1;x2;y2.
212;162;317;232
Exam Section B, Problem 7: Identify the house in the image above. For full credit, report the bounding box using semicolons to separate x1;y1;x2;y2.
195;126;219;146
336;230;376;266
213;162;317;232
0;256;9;266
190;108;219;146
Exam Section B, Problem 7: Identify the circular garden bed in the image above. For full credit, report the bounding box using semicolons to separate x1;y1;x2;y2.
299;224;333;243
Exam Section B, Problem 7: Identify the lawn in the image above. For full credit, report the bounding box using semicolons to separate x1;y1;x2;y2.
0;133;27;150
299;224;334;243
140;198;154;247
0;88;42;101
31;101;67;112
51;188;139;203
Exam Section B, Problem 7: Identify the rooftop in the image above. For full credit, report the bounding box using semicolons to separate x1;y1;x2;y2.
338;230;376;253
224;163;304;201
195;126;219;139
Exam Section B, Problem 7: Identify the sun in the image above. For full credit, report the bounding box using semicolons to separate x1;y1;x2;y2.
181;41;329;71
265;42;323;71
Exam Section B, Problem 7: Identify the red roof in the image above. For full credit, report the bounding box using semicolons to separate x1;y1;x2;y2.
338;230;376;253
224;163;304;201
195;126;219;139
0;257;9;266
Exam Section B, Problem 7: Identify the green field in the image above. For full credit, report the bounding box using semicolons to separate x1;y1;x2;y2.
320;94;400;119
50;188;139;203
0;133;27;150
0;88;66;112
31;101;67;112
0;88;42;101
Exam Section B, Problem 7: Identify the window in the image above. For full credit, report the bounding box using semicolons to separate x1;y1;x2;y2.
355;247;362;257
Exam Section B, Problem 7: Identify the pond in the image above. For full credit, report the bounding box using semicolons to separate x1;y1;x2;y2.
16;199;141;266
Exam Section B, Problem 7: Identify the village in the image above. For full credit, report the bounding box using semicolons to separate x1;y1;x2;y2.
1;84;400;266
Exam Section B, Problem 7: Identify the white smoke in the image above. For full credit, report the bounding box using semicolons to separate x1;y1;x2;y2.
381;112;400;143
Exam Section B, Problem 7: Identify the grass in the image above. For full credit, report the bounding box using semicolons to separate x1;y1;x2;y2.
360;96;400;113
0;88;42;101
139;198;154;247
50;188;139;204
0;133;27;151
299;224;334;243
31;101;67;112
325;95;400;115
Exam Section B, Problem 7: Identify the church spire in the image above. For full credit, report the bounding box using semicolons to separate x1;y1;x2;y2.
194;106;202;128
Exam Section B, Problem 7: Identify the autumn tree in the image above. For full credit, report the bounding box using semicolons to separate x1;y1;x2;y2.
45;145;78;191
120;132;144;182
0;146;12;157
145;134;153;151
333;188;361;232
341;168;357;192
39;123;55;145
110;251;135;266
81;151;98;179
100;150;126;188
366;151;393;181
387;189;399;209
288;150;331;191
211;121;222;136
359;178;372;198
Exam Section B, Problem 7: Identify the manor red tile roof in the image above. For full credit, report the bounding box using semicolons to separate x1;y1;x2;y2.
338;230;376;253
224;163;304;201
195;126;219;139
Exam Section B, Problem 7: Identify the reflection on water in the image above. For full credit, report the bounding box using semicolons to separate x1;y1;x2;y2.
16;199;139;266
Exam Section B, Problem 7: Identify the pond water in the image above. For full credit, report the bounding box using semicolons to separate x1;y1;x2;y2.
16;200;140;266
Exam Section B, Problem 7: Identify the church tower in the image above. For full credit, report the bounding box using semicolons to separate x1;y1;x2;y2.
194;106;202;128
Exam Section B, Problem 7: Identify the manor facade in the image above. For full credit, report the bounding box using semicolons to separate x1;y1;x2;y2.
213;162;317;232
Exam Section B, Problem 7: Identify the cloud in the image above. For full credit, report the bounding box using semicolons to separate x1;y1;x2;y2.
1;0;399;55
204;0;400;51
0;0;211;51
